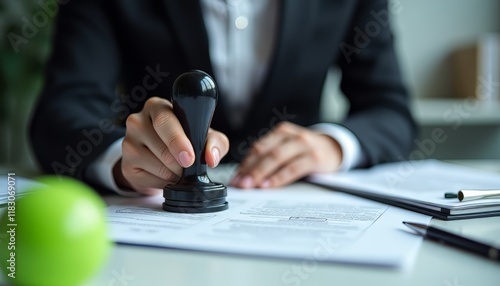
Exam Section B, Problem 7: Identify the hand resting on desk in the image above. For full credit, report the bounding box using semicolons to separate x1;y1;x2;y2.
232;121;342;189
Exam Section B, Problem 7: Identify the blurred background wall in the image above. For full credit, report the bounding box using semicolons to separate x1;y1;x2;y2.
1;1;53;175
322;0;500;163
392;0;500;162
394;0;500;99
1;0;500;174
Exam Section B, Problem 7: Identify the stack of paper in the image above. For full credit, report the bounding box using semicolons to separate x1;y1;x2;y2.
308;160;500;220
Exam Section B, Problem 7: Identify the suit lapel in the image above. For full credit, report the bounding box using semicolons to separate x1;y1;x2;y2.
162;0;309;130
163;0;235;132
162;0;213;76
251;1;310;114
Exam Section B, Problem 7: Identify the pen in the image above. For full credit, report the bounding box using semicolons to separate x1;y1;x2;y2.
458;189;500;202
443;189;500;201
403;222;500;262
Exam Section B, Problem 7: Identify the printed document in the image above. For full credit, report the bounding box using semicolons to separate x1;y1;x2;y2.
106;187;430;268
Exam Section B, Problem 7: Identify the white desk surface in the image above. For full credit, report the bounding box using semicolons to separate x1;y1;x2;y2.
86;164;500;286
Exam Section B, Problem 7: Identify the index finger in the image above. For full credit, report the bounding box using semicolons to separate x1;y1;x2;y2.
145;97;195;168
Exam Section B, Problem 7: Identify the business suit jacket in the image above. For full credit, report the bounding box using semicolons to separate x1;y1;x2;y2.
31;0;416;182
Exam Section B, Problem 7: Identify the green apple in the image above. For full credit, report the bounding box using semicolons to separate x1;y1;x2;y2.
0;176;111;286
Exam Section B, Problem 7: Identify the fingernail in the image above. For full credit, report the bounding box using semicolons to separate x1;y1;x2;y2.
212;147;220;167
240;176;254;188
260;180;271;189
178;151;192;168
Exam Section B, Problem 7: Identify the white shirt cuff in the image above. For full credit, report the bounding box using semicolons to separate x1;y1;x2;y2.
85;137;141;197
310;123;366;171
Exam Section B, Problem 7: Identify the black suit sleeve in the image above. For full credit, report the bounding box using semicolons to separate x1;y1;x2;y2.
30;0;125;180
337;0;416;166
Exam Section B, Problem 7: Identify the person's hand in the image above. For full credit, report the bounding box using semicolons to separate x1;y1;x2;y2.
113;97;230;195
231;122;342;189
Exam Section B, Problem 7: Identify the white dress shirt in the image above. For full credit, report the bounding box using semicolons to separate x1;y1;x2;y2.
85;0;365;194
200;0;278;126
